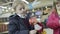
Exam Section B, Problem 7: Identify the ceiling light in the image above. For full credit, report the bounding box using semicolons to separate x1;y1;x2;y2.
22;0;29;4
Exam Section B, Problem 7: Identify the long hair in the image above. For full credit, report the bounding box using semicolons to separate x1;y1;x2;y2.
53;2;57;12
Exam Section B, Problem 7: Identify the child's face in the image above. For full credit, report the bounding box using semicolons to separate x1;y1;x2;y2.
29;16;38;24
16;4;26;14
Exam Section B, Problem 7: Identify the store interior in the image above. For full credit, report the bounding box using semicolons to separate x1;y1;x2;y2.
0;0;60;34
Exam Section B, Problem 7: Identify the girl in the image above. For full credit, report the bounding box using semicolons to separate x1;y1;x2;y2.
46;1;60;34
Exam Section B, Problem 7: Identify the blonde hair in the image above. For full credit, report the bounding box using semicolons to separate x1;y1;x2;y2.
12;0;26;11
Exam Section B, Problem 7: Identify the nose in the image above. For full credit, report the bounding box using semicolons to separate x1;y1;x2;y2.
22;9;27;13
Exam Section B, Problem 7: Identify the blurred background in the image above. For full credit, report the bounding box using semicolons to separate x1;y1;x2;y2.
0;0;60;34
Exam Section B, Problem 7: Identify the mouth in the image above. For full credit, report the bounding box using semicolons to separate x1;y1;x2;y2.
21;11;27;14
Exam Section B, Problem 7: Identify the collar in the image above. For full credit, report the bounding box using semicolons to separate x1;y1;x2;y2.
17;14;26;18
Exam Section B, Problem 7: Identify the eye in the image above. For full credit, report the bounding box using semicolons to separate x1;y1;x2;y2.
23;7;25;9
19;7;25;10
